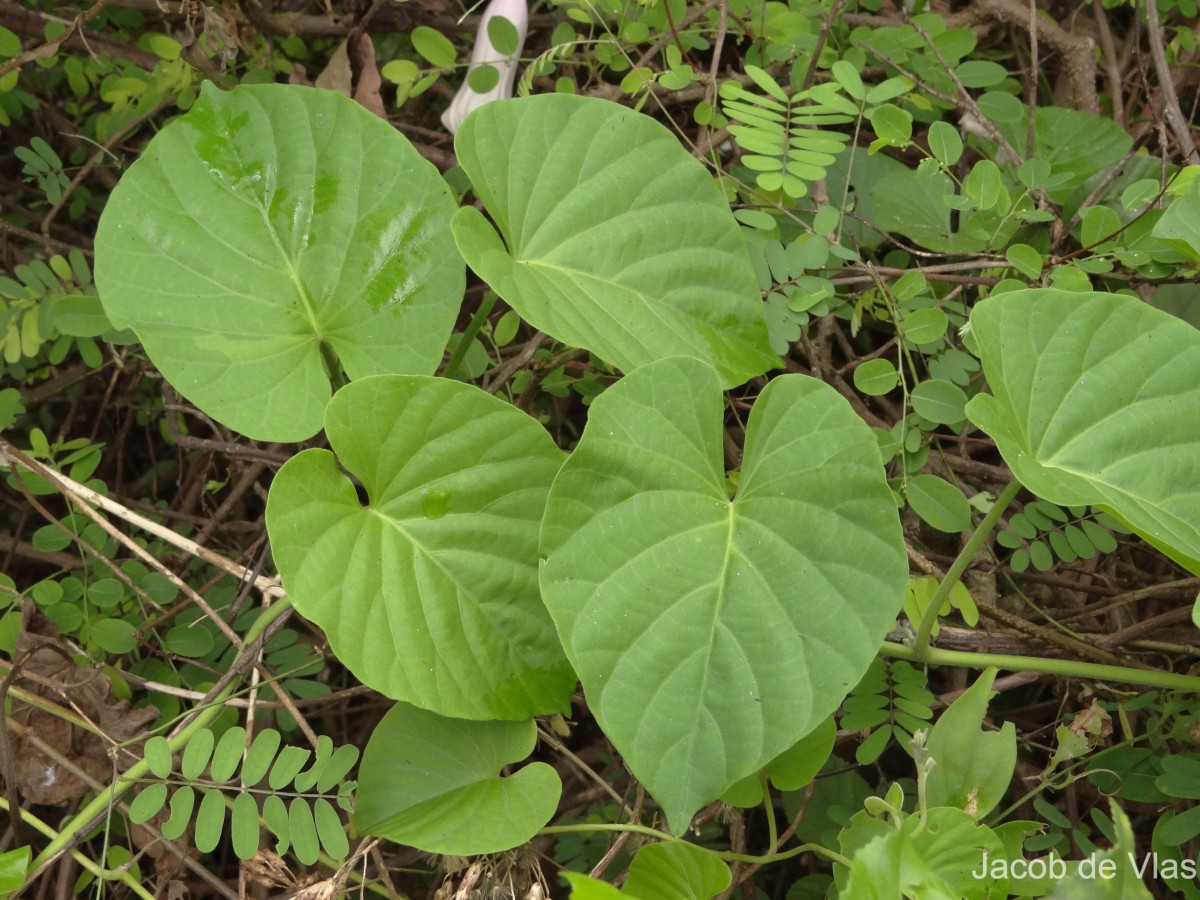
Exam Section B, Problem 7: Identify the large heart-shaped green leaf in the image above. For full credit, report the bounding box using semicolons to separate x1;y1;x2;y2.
266;375;575;720
539;357;907;832
966;289;1200;575
355;702;560;856
451;95;778;388
95;83;464;441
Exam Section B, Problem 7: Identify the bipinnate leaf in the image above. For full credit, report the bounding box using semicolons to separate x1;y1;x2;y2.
452;94;778;388
355;701;561;855
966;289;1200;576
94;82;464;442
925;668;1016;818
540;357;907;833
266;375;574;720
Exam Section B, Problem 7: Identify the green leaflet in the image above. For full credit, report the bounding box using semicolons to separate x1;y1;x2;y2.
451;94;778;389
94;82;464;441
540;357;907;833
355;702;560;856
266;375;575;720
966;289;1200;578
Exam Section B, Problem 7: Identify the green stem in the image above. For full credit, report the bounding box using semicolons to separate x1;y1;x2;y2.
538;823;851;867
912;478;1021;655
881;640;1200;692
1;798;155;900
441;292;498;381
760;771;778;851
26;597;294;883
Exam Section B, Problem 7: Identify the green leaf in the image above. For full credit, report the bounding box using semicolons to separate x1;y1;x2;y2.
966;289;1200;577
872;170;985;254
269;746;311;790
831;60;865;100
910;379;968;424
262;795;290;854
90;618;136;653
906;475;972;533
954;60;1007;87
129;784;168;824
843;807;1005;899
854;358;899;395
94;83;464;441
0;27;21;58
563;873;626;899
467;63;500;93
314;798;350;859
43;294;117;338
1005;243;1043;280
289;798;320;865
210;725;245;783
927;121;962;166
231;791;260;860
487;15;520;56
963;159;1002;211
411;26;456;67
162;786;195;841
900;307;948;344
164;624;213;658
1153;178;1200;262
1081;205;1121;247
194;788;225;854
868;103;912;147
451;94;777;389
540;357;906;832
0;846;29;892
355;701;561;855
266;375;574;720
144;735;173;779
241;729;281;786
316;744;359;793
1044;803;1152;898
925;668;1017;818
623;842;732;898
723;715;836;806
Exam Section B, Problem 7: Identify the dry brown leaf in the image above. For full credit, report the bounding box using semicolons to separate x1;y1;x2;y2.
8;601;157;805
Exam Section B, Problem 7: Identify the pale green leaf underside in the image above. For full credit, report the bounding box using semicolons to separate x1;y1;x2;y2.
966;289;1200;575
452;95;778;388
540;357;907;833
95;82;463;441
266;375;575;720
355;702;561;856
